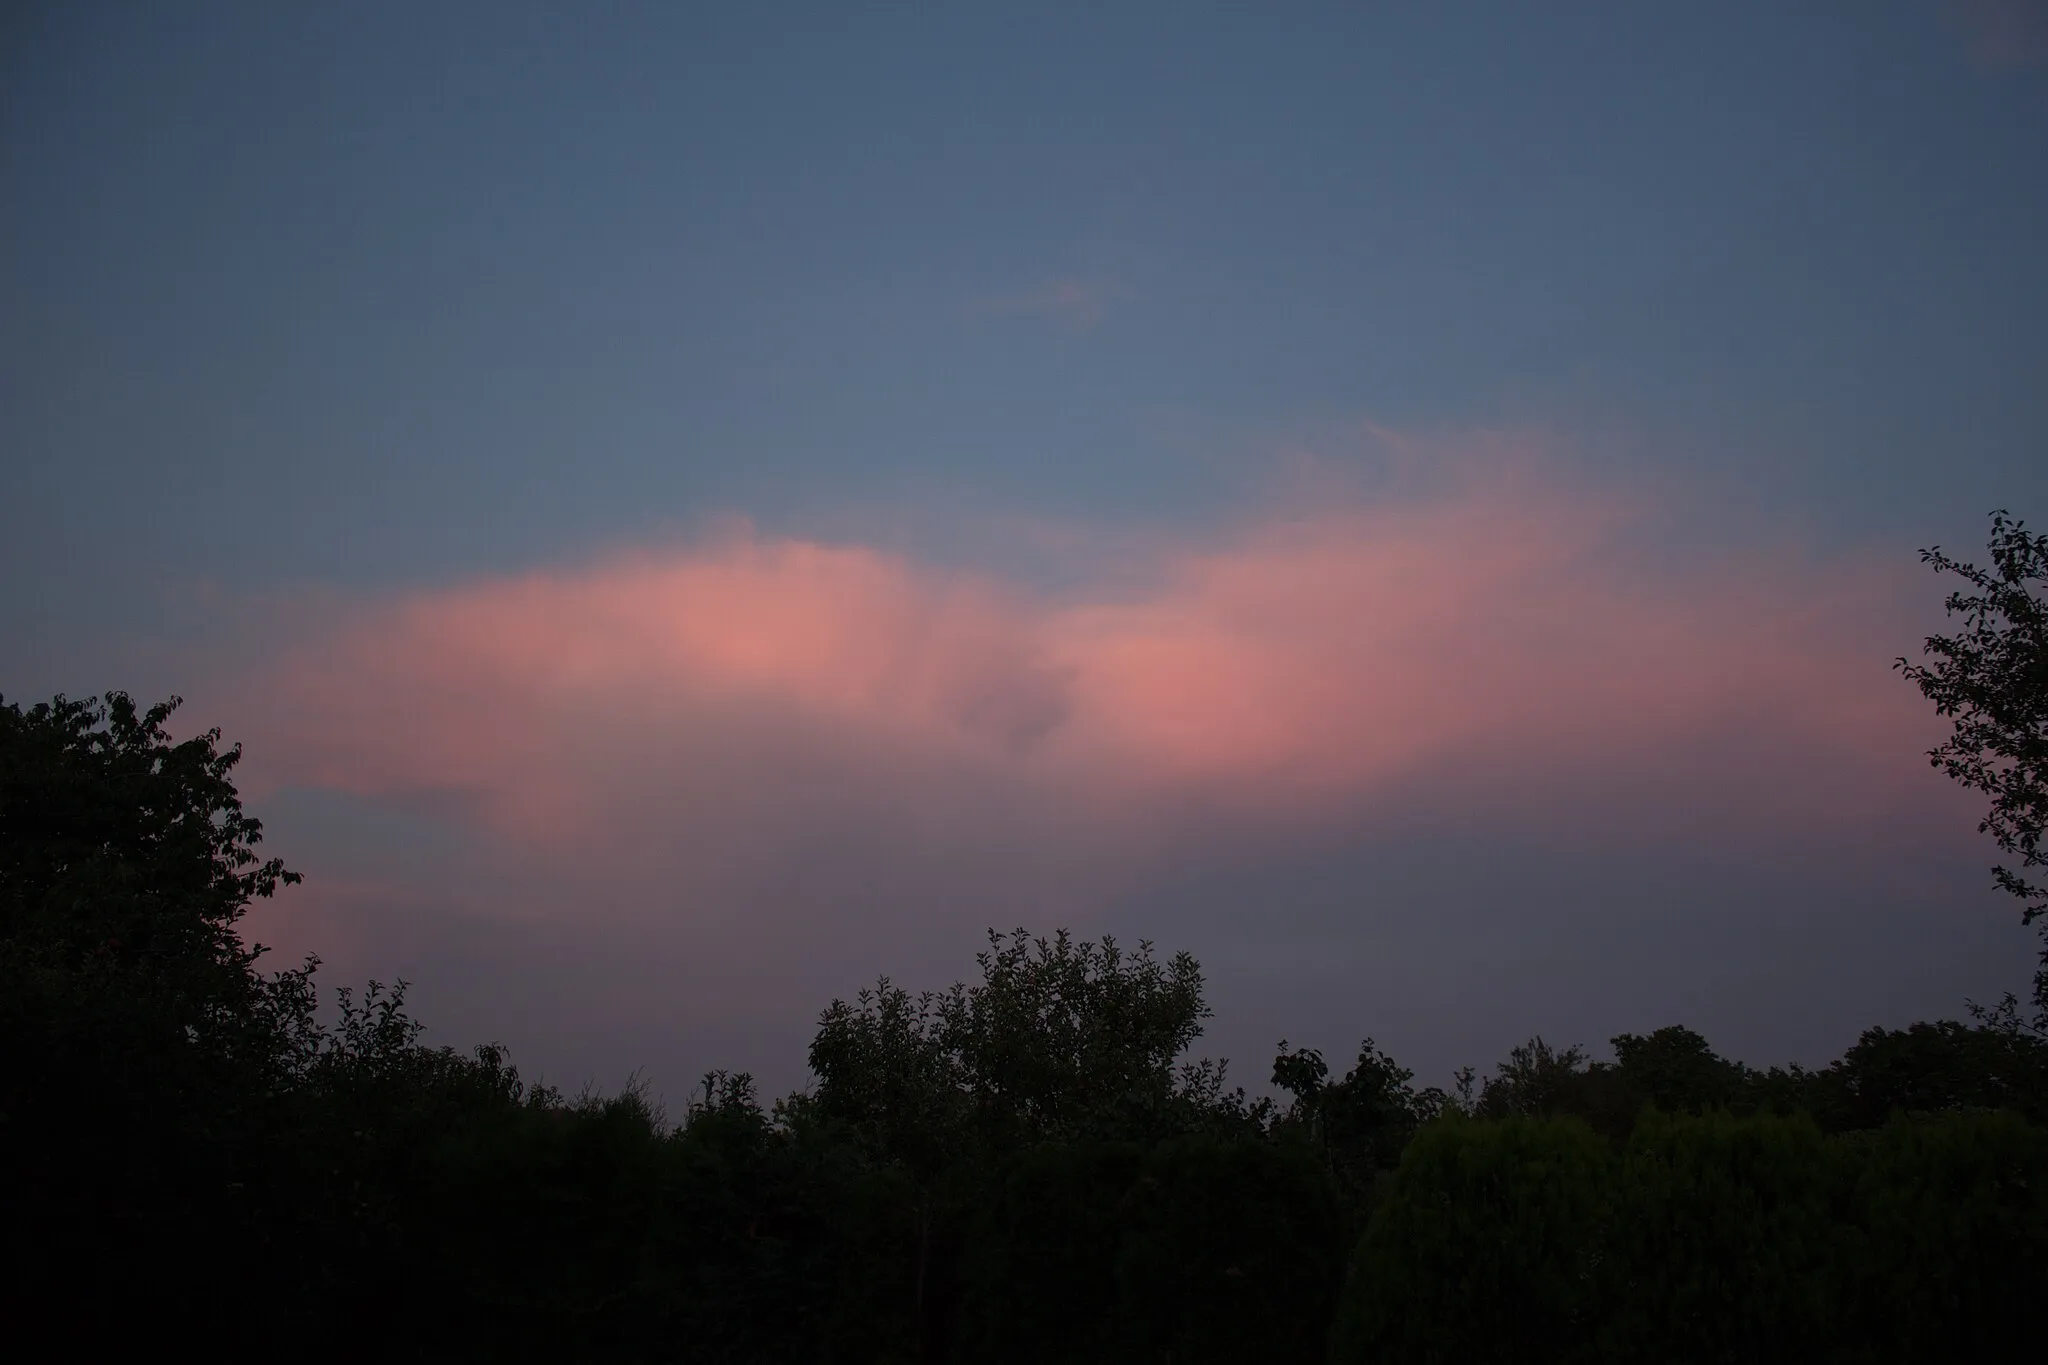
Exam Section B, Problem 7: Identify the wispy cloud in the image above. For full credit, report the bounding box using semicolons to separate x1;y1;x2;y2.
969;277;1123;330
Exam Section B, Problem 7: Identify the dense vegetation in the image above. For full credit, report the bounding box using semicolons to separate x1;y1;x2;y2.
4;513;2045;1359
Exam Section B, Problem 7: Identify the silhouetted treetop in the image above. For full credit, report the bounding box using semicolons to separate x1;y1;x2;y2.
0;690;299;970
810;927;1228;1157
1899;510;2048;1022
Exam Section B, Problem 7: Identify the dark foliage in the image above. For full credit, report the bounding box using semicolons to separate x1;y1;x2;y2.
958;1136;1343;1363
1;692;309;1346
1899;510;2048;1024
1333;1110;2048;1364
10;510;2048;1365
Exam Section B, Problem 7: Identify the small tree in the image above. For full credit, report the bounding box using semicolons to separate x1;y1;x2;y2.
805;928;1230;1358
1476;1035;1591;1119
1897;511;2048;1028
1271;1037;1437;1224
1609;1025;1746;1114
808;928;1224;1159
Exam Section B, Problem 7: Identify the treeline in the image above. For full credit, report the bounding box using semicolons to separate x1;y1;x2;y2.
4;691;2047;1360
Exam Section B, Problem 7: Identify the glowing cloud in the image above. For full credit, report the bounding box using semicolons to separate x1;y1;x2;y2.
211;436;1990;1101
232;444;1935;862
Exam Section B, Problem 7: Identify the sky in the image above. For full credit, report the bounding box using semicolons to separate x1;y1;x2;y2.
5;0;2048;1105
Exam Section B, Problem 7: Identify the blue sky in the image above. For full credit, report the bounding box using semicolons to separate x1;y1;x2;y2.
5;1;2047;1100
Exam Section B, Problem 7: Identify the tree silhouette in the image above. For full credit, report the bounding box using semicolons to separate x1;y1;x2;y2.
6;670;2046;1358
0;691;311;1344
1898;510;2048;1026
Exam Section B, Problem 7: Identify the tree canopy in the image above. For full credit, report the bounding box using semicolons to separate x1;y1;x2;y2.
809;927;1239;1161
0;690;299;992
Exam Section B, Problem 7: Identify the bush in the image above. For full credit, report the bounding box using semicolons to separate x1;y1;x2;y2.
1333;1116;1613;1364
1602;1110;1848;1361
1333;1110;2048;1364
960;1136;1343;1364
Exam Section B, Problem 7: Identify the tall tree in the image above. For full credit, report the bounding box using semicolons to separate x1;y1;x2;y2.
1898;511;2048;1026
0;692;311;1343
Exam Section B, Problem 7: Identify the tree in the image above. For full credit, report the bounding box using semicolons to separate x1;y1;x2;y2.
805;928;1236;1359
1897;511;2048;1026
808;928;1227;1158
1271;1037;1442;1224
1608;1025;1745;1115
1814;1019;2048;1129
0;690;302;1016
0;692;312;1344
1475;1035;1592;1119
941;928;1219;1144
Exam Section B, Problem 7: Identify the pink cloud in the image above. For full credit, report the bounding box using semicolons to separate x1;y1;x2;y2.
229;442;1938;867
204;433;2008;1101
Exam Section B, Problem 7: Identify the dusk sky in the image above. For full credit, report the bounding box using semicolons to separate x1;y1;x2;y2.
6;1;2048;1104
